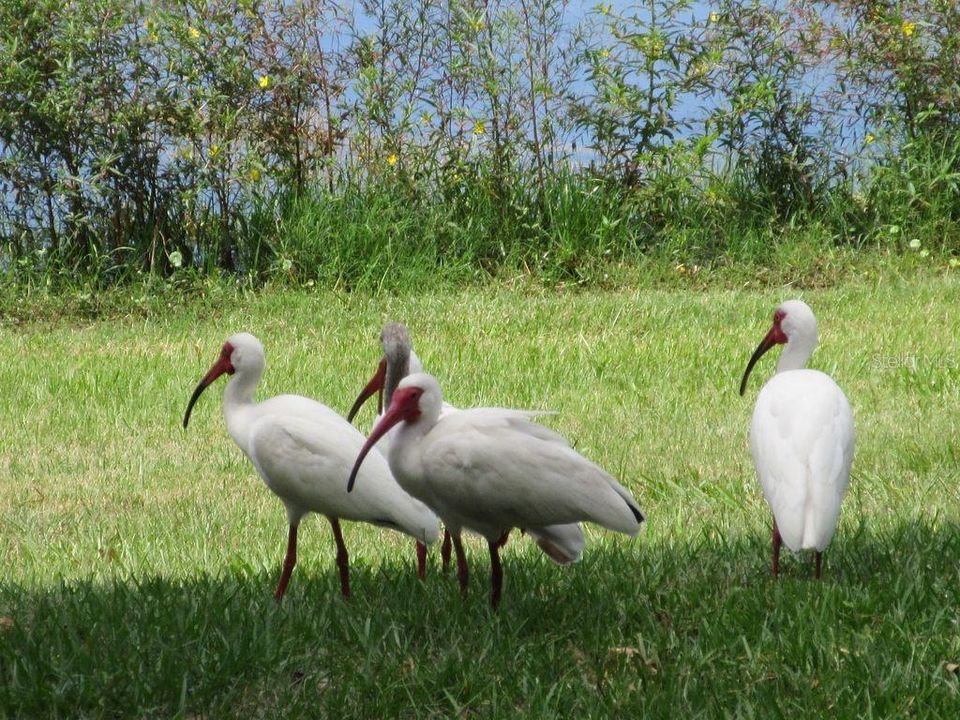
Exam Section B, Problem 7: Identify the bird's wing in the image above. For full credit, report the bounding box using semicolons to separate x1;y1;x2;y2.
439;400;458;419
421;409;642;536
249;412;375;515
260;393;351;426
751;371;854;551
434;407;567;445
750;401;809;550
249;410;438;542
803;384;854;550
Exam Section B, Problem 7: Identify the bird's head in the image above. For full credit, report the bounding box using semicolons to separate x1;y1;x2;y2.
347;373;442;492
346;322;413;423
739;300;817;396
381;322;412;366
183;333;264;428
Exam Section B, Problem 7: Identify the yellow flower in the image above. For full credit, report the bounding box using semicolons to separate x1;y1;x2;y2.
258;75;271;89
901;21;915;37
209;144;220;159
865;133;875;145
599;48;610;59
249;167;261;182
709;12;719;23
472;120;485;136
188;26;200;40
421;112;432;125
387;153;398;166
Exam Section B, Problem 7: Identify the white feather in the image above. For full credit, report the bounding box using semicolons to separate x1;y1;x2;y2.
750;369;854;551
385;377;644;545
243;395;440;543
379;344;584;563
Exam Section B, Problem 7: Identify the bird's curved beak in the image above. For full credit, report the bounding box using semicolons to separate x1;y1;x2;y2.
346;357;386;423
739;325;787;396
183;351;235;429
347;387;419;492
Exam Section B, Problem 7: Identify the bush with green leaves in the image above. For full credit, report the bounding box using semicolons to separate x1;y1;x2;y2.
0;0;957;291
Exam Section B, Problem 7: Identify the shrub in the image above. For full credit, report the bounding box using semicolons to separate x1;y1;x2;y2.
0;0;956;290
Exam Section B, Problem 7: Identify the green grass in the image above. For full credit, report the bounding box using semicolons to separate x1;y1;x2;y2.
2;243;957;329
1;277;959;717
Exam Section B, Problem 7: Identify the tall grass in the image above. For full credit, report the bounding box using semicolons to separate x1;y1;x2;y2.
1;0;959;290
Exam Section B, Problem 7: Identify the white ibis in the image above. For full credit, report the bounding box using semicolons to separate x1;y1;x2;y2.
348;372;644;608
740;300;855;579
346;323;586;567
182;333;440;601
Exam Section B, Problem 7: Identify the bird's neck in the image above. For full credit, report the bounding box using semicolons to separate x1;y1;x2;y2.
384;355;410;407
223;370;260;413
394;398;440;445
390;416;432;482
221;371;261;455
777;336;816;373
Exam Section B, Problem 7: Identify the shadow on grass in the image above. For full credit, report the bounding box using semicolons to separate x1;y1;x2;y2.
1;519;959;718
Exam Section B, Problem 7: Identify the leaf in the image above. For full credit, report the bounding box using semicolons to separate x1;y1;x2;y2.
945;662;960;674
0;616;13;631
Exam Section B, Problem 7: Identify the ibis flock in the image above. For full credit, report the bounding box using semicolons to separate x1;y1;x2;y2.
183;299;854;608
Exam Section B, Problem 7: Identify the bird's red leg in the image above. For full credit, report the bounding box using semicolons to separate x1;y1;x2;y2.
440;530;452;572
772;517;782;578
452;534;469;598
815;551;823;580
330;518;350;598
274;524;298;603
416;541;427;581
488;539;503;610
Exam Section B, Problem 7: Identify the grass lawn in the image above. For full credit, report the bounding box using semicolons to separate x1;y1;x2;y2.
1;276;959;717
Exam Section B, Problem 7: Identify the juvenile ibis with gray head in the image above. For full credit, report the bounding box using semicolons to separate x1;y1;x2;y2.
348;372;644;608
740;300;855;579
182;333;440;601
347;323;586;567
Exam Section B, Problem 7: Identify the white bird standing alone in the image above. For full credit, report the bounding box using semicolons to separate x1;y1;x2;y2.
348;372;644;608
182;333;440;601
740;300;855;579
346;323;586;568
